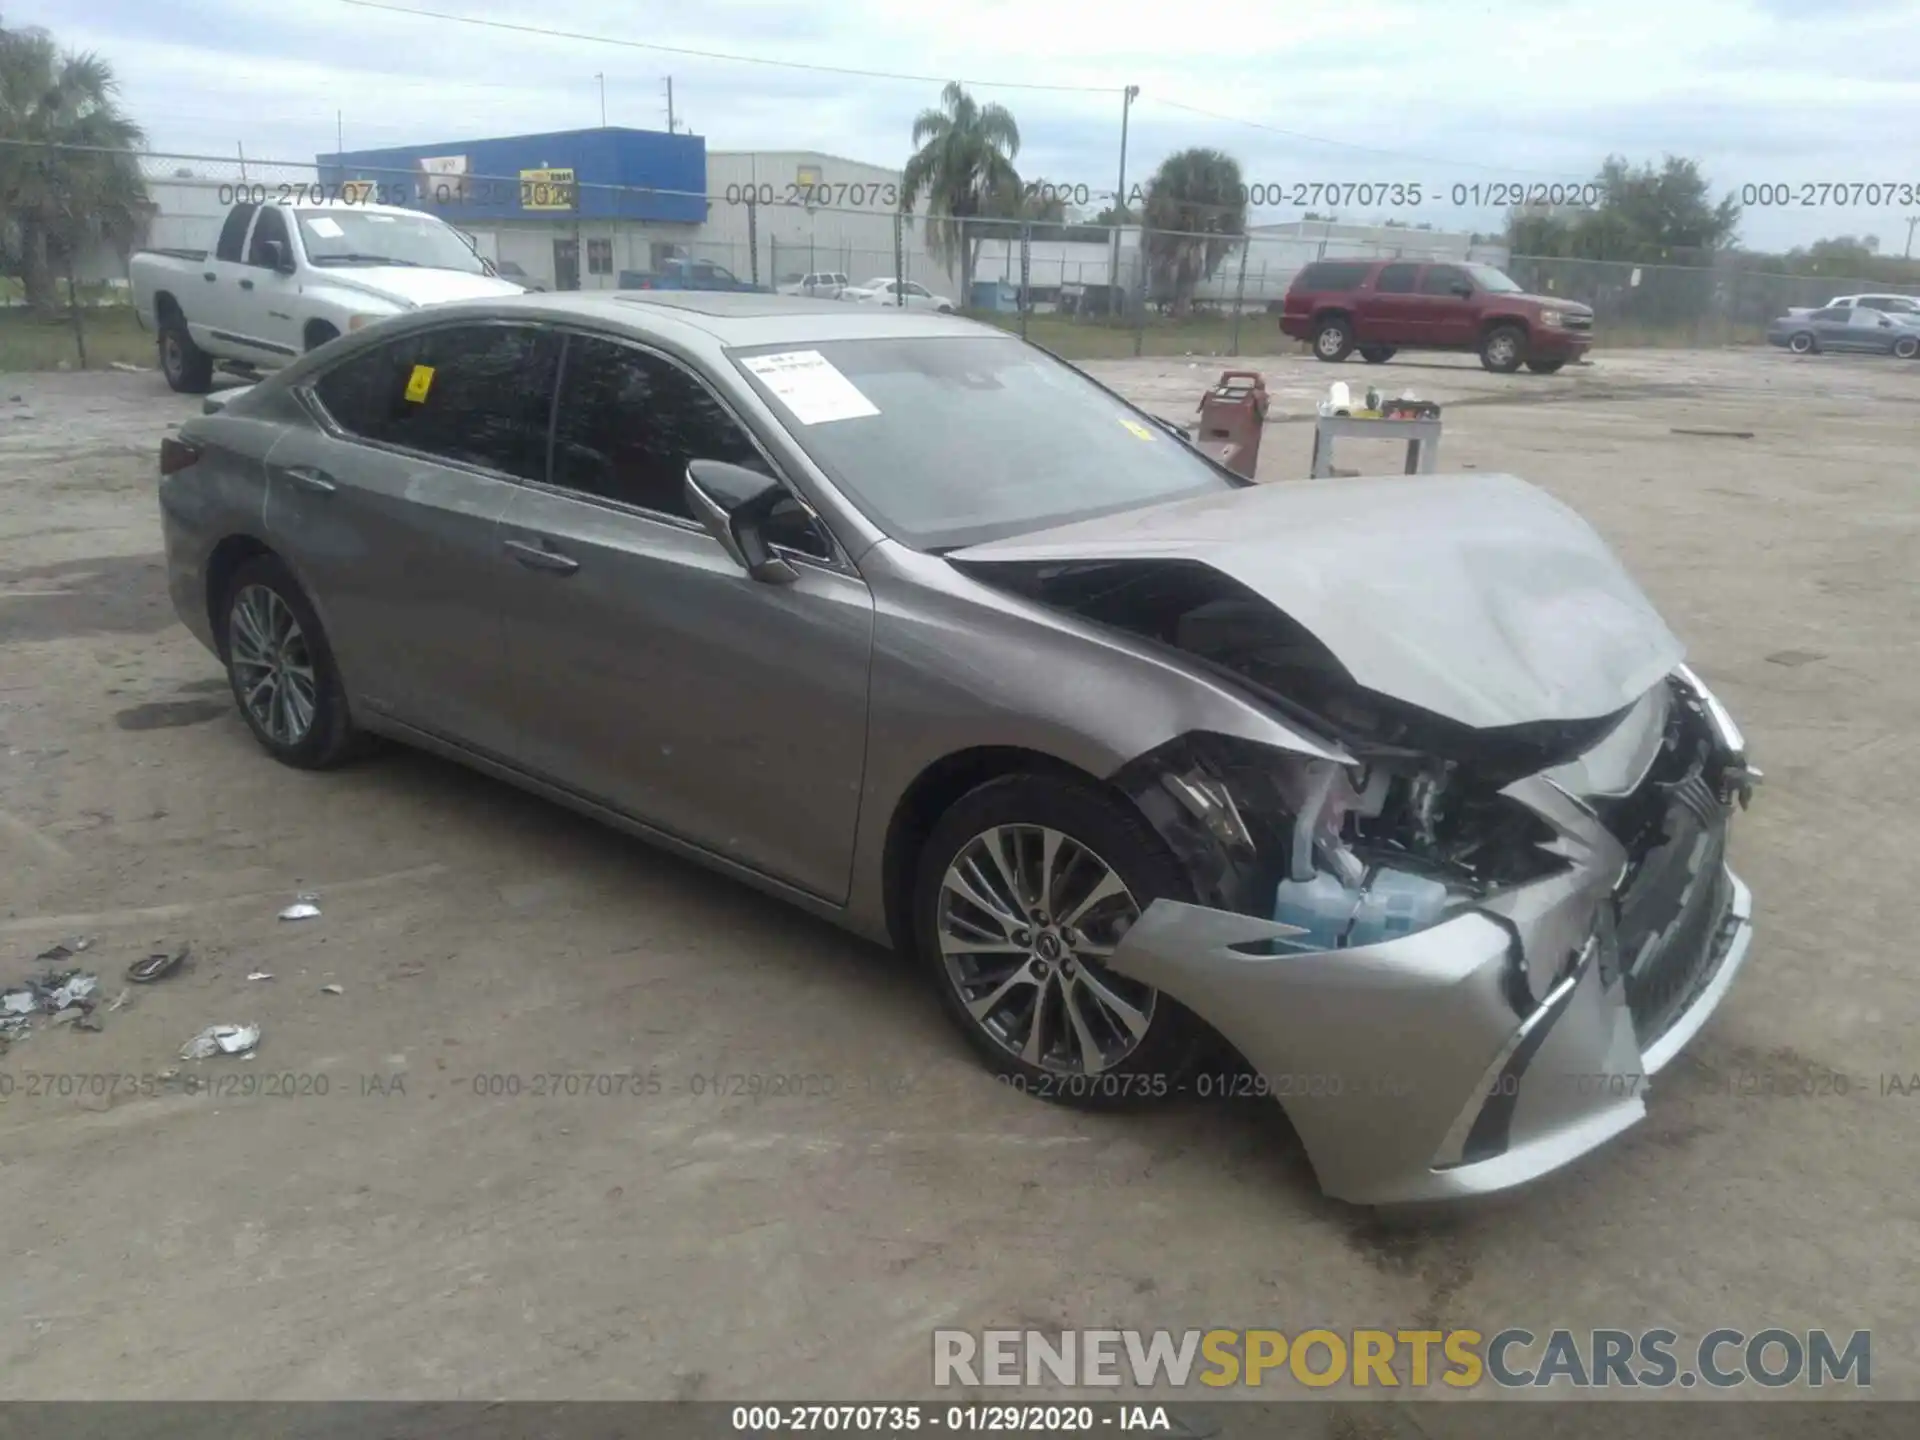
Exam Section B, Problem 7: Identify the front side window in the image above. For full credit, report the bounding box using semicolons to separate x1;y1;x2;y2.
311;323;558;479
1420;264;1470;296
550;335;769;520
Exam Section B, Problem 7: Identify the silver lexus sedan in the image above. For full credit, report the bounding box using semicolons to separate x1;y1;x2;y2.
158;293;1759;1204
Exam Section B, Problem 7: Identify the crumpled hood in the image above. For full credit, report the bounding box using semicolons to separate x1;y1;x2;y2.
948;472;1683;731
315;267;526;310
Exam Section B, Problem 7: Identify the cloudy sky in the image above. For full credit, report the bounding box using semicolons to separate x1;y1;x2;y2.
18;0;1920;253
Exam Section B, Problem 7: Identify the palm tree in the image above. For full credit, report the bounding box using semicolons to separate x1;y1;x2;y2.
1141;148;1247;317
0;21;149;315
899;82;1021;301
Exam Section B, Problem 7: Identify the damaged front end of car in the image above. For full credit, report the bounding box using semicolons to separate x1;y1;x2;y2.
950;476;1758;1203
1101;669;1756;1203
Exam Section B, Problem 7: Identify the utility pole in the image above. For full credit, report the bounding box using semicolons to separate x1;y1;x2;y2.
665;77;676;134
1906;215;1919;260
237;141;247;184
336;110;344;153
1110;84;1138;316
596;73;607;127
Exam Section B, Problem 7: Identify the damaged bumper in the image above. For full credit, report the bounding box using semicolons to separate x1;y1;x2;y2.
1106;674;1758;1206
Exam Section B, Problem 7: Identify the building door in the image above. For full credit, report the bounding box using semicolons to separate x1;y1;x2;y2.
553;238;581;292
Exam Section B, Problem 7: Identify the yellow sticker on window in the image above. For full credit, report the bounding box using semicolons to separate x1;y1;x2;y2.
1120;418;1155;441
404;364;435;403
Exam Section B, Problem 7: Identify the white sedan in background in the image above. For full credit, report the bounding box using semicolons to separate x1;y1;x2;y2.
840;276;955;312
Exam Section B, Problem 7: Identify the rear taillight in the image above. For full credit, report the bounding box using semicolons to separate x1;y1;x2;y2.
160;437;200;476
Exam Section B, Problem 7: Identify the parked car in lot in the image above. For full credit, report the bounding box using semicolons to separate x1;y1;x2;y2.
615;258;772;293
1279;259;1594;373
491;260;547;292
1787;292;1920;321
131;199;526;393
159;292;1757;1204
780;271;850;298
839;276;955;312
1768;305;1920;357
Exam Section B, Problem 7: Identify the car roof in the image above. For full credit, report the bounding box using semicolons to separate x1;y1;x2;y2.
388;290;993;349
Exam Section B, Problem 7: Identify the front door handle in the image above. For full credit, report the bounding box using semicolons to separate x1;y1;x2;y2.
284;465;337;494
239;278;254;290
203;272;217;282
503;538;580;575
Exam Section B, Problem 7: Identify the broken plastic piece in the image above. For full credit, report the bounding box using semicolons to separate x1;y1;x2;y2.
2;989;35;1016
320;984;344;995
181;1023;260;1060
279;895;322;922
248;972;275;982
129;945;189;984
48;974;97;1010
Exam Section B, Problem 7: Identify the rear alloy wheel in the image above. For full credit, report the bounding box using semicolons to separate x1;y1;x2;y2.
1789;331;1816;354
1894;334;1919;360
221;555;361;769
159;322;214;394
916;774;1206;1107
1359;345;1396;364
1313;316;1355;362
1526;358;1567;374
1480;324;1526;373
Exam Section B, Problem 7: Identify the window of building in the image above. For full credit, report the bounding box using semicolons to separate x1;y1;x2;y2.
587;238;613;275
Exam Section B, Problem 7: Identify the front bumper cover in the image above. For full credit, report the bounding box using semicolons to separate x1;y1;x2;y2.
1106;731;1756;1205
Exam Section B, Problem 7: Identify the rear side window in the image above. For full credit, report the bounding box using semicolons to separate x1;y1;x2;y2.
1809;307;1849;322
549;334;768;520
1374;263;1419;294
312;323;559;480
215;204;256;263
1294;262;1371;292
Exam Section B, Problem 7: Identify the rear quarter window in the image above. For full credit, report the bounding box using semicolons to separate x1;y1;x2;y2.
1292;262;1373;292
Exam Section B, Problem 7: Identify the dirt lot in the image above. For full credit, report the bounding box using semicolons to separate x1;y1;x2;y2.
0;345;1915;1404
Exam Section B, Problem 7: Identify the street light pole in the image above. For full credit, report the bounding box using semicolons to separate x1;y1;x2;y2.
596;73;607;128
1111;84;1139;315
1906;215;1919;259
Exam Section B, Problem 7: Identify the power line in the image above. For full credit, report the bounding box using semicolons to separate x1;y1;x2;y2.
335;0;1124;94
1144;96;1592;179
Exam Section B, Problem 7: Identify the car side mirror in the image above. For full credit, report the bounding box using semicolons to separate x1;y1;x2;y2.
262;239;293;273
684;460;799;585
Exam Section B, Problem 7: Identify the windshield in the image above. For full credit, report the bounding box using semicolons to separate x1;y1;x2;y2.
295;208;485;273
730;336;1237;550
1465;264;1525;294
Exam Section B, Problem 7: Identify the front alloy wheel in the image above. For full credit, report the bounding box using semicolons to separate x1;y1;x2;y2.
937;824;1156;1075
228;584;317;747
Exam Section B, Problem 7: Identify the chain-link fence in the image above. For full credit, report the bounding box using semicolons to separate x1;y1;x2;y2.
5;141;1916;369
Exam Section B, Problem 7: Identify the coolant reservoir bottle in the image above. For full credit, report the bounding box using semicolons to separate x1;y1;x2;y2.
1274;867;1451;951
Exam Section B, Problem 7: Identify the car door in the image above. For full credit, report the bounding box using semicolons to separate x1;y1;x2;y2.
264;321;559;758
493;331;875;901
1357;261;1421;344
231;204;304;362
1416;264;1476;346
1813;307;1864;349
190;203;256;351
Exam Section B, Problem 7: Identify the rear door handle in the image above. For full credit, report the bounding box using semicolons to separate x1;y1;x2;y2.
503;537;580;575
239;278;254;290
203;272;217;282
284;465;337;494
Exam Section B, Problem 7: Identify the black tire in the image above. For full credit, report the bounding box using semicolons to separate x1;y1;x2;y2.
914;772;1209;1109
305;322;340;352
1894;335;1919;361
1312;315;1355;362
1480;324;1527;373
217;554;361;770
159;320;214;394
1788;331;1816;355
1525;358;1567;374
1359;345;1395;363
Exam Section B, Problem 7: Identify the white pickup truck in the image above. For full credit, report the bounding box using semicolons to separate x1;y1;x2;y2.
131;198;525;393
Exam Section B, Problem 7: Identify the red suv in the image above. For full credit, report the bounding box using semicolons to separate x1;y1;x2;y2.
1279;259;1594;373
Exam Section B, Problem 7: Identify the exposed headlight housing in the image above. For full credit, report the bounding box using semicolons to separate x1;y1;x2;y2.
1538;310;1565;328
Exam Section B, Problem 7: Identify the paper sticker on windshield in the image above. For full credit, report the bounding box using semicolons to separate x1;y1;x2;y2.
305;217;345;238
404;365;434;403
1120;418;1156;441
739;350;879;425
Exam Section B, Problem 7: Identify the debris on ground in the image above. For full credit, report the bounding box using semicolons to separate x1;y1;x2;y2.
2;968;103;1036
321;984;344;996
1671;427;1755;439
107;990;131;1012
128;945;189;984
34;938;92;964
278;894;322;922
181;1023;260;1060
2;988;34;1017
247;972;275;982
